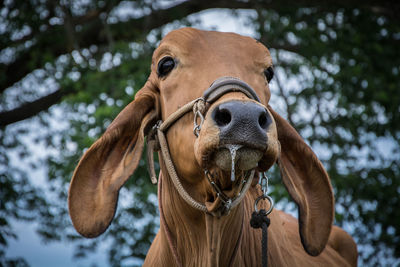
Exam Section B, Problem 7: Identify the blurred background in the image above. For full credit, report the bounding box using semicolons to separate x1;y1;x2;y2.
1;0;399;266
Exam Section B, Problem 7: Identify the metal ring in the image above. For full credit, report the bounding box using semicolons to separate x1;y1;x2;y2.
254;195;274;215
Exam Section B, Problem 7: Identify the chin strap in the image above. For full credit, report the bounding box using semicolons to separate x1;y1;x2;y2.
205;169;255;216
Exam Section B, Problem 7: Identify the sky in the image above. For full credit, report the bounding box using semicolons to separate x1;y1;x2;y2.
4;8;260;267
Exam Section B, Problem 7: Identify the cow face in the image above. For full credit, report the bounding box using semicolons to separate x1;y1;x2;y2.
152;28;279;210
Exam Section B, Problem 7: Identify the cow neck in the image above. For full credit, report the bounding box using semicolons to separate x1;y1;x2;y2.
158;165;244;267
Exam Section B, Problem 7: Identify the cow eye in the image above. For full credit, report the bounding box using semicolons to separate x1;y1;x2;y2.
264;66;274;83
157;56;175;77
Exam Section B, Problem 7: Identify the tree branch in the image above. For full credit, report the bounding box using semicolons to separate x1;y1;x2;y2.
0;0;255;94
0;89;67;127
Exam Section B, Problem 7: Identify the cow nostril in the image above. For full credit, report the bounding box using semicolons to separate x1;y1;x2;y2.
214;108;232;127
258;112;268;129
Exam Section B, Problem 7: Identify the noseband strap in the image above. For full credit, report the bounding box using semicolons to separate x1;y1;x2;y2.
146;77;262;214
204;76;260;103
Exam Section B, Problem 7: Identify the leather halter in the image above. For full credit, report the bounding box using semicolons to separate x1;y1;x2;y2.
146;77;263;215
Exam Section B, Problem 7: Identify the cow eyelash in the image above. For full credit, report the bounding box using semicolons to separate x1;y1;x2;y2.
264;66;274;83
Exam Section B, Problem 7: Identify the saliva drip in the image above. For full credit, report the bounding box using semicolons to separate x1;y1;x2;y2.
226;144;242;182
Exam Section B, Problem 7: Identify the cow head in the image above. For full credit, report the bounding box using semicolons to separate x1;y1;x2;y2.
68;28;333;256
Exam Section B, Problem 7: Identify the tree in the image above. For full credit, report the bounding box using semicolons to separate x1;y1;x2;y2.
1;0;399;266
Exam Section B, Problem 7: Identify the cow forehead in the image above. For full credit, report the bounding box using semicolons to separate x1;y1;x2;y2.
153;28;272;67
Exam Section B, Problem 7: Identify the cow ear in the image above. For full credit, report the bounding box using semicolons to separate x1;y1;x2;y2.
68;80;159;238
268;106;334;256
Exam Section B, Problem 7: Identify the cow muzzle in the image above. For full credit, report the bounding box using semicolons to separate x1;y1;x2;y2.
211;100;270;172
194;78;277;173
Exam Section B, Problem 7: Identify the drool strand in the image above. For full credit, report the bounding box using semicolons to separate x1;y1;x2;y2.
226;144;242;182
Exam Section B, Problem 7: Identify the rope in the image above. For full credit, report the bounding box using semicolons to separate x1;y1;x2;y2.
250;209;271;267
157;128;208;212
159;98;203;132
146;138;158;184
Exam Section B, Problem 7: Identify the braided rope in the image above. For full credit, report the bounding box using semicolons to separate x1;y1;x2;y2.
157;128;208;212
160;98;204;132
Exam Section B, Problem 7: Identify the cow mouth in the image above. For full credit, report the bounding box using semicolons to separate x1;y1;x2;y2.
214;144;263;173
204;144;263;213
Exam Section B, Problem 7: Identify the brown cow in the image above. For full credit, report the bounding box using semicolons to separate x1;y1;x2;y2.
68;28;357;266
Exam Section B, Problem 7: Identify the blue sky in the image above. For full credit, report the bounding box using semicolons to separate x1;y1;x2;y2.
6;220;108;267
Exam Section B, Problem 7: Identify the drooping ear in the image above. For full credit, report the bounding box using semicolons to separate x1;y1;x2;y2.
68;81;159;238
268;106;334;256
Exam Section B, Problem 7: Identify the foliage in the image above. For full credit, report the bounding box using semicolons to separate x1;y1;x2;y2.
1;0;399;266
255;8;400;264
